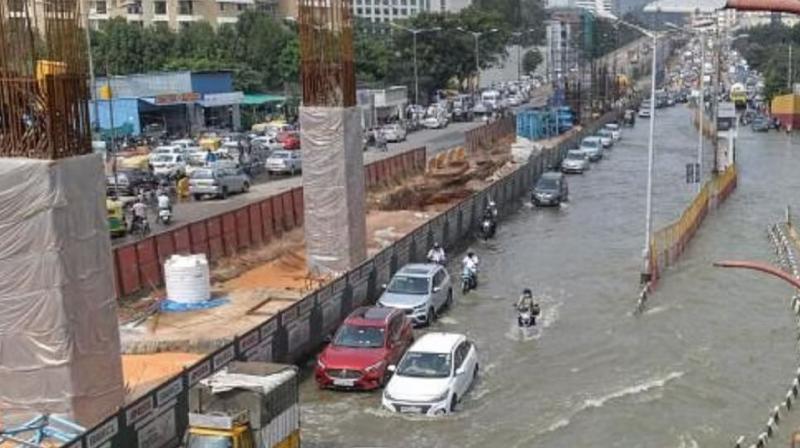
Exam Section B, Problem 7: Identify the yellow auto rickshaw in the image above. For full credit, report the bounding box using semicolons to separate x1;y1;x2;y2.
199;134;222;151
106;197;127;237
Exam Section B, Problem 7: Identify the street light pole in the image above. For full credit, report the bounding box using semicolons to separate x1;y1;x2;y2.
697;32;705;192
457;27;498;94
643;30;657;282
391;23;440;105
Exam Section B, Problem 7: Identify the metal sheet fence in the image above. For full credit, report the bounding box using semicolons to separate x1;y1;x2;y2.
113;147;427;299
69;113;614;448
648;164;738;285
464;116;515;153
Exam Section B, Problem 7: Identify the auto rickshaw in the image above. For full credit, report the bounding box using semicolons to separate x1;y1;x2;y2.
199;134;222;151
106;197;127;237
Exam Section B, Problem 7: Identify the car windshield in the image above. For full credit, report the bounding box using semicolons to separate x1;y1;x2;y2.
191;170;215;179
186;434;232;448
566;152;584;160
598;130;611;136
537;178;559;190
606;124;619;130
271;152;289;159
582;140;599;148
397;352;451;378
387;275;429;295
333;325;385;348
153;155;174;163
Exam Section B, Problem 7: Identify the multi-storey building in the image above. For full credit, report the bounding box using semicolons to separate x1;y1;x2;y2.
83;0;279;30
352;0;470;24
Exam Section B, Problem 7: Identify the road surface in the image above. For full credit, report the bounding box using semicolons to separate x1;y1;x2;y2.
112;121;483;247
299;106;800;446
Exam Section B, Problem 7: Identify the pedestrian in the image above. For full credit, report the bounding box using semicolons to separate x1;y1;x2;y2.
177;174;190;202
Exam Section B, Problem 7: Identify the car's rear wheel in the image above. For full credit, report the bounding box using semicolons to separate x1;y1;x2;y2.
445;289;453;308
242;182;250;193
220;186;228;200
449;394;458;413
193;194;202;201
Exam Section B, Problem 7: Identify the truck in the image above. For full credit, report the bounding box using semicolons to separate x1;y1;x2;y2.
186;362;300;448
730;83;747;109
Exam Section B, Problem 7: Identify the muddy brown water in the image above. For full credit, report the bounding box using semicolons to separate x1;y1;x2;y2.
299;107;800;447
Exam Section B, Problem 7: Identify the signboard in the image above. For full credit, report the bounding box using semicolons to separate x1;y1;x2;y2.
685;163;700;184
153;92;200;106
200;92;244;108
717;102;735;119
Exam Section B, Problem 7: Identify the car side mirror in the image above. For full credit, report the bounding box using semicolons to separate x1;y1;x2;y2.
455;367;466;376
433;286;442;293
323;334;332;343
381;283;387;290
387;365;396;372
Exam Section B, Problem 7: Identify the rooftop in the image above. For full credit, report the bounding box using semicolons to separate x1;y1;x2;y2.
410;332;465;353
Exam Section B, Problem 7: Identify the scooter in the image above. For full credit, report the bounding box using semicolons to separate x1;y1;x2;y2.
130;215;150;237
158;207;172;225
461;266;477;294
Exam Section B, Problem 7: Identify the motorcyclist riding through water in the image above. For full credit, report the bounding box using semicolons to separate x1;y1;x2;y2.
481;202;498;238
516;288;540;327
427;243;446;265
461;251;480;290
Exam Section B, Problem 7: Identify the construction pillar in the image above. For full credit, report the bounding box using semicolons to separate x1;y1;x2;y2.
298;0;366;275
0;0;124;425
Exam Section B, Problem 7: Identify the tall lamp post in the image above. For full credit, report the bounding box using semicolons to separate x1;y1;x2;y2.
390;23;441;105
511;28;536;82
456;27;499;94
607;17;659;283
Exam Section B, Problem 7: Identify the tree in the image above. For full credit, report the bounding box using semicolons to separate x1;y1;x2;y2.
522;49;542;74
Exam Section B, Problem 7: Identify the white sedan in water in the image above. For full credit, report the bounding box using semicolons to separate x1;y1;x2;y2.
382;332;479;416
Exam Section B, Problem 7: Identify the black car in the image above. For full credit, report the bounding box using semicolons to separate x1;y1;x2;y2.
531;172;569;207
106;170;159;195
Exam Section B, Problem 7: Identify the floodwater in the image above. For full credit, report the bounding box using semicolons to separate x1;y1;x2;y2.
299;107;800;447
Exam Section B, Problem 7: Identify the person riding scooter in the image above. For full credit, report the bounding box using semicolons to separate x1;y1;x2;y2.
515;288;540;327
157;190;172;224
427;243;446;265
481;206;497;238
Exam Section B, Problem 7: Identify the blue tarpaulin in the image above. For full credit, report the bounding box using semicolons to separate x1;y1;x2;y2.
160;297;229;313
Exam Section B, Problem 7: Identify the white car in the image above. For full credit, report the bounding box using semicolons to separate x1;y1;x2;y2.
266;150;302;175
251;135;283;152
170;139;195;150
638;103;652;118
382;333;479;416
595;129;614;148
579;137;603;162
561;150;590;174
148;145;184;162
150;153;187;178
381;124;407;142
604;123;621;141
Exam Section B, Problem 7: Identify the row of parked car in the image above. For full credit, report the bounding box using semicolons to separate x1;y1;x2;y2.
315;263;480;416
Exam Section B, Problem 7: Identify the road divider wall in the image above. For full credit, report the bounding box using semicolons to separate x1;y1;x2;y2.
113;147;426;299
71;111;618;448
464;116;515;153
647;165;737;287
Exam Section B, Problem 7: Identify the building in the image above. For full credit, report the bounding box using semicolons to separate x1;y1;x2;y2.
737;11;799;29
85;0;279;30
545;8;582;84
352;0;470;24
575;0;614;16
356;86;408;128
90;70;245;136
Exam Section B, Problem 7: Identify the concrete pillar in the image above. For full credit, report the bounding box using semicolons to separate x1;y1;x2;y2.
300;107;367;274
0;154;124;425
232;104;242;131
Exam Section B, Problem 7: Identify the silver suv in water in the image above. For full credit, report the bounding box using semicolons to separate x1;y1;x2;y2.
378;264;453;327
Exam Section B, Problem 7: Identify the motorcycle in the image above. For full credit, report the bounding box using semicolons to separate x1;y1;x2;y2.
158;207;172;225
517;303;540;328
480;217;496;240
130;215;150;237
461;266;477;294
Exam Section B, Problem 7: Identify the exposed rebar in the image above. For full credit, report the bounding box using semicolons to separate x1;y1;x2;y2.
0;0;91;159
298;0;356;108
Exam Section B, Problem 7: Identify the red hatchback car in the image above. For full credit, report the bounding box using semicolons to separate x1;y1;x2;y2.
315;307;414;390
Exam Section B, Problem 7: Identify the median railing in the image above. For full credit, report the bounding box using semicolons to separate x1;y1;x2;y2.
648;165;738;286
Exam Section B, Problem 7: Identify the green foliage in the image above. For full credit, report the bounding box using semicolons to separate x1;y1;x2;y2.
522;49;542;74
735;23;800;100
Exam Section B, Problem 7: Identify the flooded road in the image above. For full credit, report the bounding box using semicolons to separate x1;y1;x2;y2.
300;107;800;447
